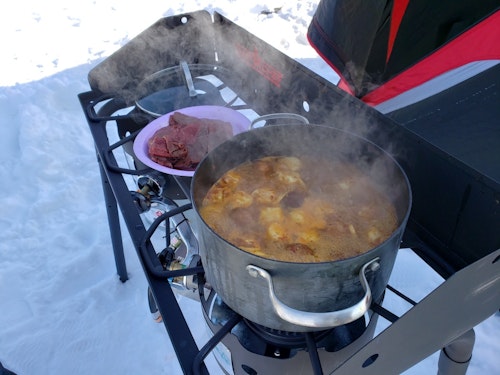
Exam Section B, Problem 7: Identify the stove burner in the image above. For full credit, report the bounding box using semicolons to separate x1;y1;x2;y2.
244;319;333;349
203;288;371;361
135;62;239;117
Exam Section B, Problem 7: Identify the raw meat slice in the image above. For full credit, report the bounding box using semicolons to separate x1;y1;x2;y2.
147;111;233;170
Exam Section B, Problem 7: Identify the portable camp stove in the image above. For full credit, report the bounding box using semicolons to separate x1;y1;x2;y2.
78;10;499;375
135;170;385;375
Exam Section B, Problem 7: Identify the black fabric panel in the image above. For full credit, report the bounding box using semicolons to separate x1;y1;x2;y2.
308;0;391;95
385;0;500;82
387;64;500;271
387;64;500;184
362;2;392;95
308;0;500;96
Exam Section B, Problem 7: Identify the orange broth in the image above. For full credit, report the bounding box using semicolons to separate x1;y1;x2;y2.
200;156;398;262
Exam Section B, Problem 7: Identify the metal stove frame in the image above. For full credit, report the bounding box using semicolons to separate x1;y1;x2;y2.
78;11;499;375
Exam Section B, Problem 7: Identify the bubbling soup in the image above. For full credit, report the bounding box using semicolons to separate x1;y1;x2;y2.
200;156;398;263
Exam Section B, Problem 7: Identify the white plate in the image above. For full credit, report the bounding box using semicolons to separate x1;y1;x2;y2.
133;105;250;177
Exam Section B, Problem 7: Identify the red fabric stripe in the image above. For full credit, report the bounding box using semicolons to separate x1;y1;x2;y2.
362;10;500;106
337;78;354;94
387;0;410;62
306;33;356;95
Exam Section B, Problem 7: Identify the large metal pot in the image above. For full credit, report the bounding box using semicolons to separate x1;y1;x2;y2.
191;124;411;332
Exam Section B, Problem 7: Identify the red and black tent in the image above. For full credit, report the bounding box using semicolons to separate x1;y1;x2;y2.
307;0;500;111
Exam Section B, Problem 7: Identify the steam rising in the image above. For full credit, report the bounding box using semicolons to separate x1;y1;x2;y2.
194;124;410;227
89;10;410;219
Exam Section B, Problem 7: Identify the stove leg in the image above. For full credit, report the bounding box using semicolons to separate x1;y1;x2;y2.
437;329;475;375
98;157;128;282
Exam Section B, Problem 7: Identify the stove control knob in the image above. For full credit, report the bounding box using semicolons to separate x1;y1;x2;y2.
137;172;166;197
130;190;150;213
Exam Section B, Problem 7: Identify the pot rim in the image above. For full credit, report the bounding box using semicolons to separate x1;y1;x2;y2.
191;123;412;265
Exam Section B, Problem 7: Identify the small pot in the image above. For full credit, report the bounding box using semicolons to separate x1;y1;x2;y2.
191;124;411;332
134;62;235;118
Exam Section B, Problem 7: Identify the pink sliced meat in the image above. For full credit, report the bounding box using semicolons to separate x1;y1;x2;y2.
147;112;233;170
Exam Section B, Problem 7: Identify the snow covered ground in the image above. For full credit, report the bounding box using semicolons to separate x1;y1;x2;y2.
0;1;498;374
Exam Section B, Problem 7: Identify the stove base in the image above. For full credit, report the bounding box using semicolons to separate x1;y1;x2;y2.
203;291;380;375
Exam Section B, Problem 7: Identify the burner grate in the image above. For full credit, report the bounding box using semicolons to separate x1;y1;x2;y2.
244;320;333;349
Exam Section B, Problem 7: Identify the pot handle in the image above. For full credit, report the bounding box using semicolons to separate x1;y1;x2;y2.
246;257;380;328
250;113;309;129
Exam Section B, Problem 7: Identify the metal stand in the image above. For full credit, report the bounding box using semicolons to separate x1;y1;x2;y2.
98;155;128;282
438;329;475;375
329;249;500;374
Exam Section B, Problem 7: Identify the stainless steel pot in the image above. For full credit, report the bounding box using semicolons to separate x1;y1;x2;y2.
191;124;411;332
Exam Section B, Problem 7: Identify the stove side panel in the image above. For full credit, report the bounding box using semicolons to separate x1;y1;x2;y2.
88;11;217;103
